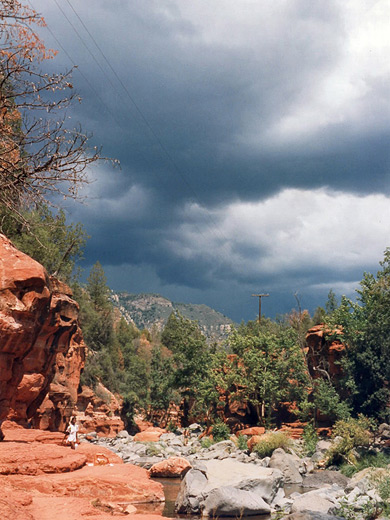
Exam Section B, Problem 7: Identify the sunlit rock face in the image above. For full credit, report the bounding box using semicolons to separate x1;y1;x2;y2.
0;234;85;434
305;324;345;380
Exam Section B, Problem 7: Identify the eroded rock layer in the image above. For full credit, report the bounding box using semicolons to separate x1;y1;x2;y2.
0;234;85;435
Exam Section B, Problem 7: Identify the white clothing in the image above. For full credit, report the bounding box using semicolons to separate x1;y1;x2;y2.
67;423;79;443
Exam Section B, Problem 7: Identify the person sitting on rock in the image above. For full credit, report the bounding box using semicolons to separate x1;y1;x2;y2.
64;416;79;449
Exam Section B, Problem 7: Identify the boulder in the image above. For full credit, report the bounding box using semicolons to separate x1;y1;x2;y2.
269;448;303;484
236;427;266;437
247;434;264;451
203;486;271;517
149;456;191;477
75;443;123;465
290;485;344;515
175;457;284;515
303;470;350;490
134;427;166;442
286;513;344;520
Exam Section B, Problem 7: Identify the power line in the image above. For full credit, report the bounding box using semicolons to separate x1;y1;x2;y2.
61;0;229;246
27;0;124;130
30;0;232;266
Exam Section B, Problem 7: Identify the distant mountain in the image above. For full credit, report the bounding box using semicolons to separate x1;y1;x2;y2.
110;292;234;342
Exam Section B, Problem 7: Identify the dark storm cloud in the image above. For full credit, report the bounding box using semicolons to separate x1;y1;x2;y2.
32;0;390;320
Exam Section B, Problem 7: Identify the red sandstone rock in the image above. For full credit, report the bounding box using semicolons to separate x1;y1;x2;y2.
306;324;345;380
0;482;34;520
3;426;64;444
0;441;86;475
134;414;153;432
0;235;86;434
247;434;264;451
149;456;191;477
134;426;166;442
76;443;123;465
236;426;266;437
5;464;165;508
75;384;125;437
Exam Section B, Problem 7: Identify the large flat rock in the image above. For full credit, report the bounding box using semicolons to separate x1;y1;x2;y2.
5;464;165;504
176;457;283;516
0;441;86;475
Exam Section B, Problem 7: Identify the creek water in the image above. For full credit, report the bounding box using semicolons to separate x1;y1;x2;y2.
154;478;311;520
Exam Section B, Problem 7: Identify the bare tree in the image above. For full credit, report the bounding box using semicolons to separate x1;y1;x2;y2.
0;0;101;220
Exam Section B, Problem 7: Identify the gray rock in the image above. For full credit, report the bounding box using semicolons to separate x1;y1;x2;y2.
188;423;203;433
290;485;344;515
175;468;208;514
160;432;177;442
269;448;303;484
131;455;162;468
286;513;344;520
316;440;332;453
203;486;271;517
175;458;284;515
302;470;350;490
116;430;130;439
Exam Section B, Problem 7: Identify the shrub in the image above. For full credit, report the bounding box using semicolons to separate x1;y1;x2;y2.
167;421;178;433
237;434;248;451
340;451;390;478
146;442;162;456
302;423;318;456
201;437;214;449
326;415;373;467
253;432;291;458
212;422;231;442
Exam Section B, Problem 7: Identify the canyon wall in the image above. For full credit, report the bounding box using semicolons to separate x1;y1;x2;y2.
0;234;85;436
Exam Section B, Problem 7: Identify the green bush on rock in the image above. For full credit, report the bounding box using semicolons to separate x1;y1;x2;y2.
326;416;373;467
253;432;291;458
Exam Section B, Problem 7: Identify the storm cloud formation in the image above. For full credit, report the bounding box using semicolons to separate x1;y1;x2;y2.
32;0;390;321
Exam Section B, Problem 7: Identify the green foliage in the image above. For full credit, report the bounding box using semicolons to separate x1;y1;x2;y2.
227;326;309;425
148;345;176;413
0;205;87;282
201;437;214;449
236;434;249;451
167;422;178;433
161;312;210;422
326;416;373;466
373;471;390;516
77;264;149;428
325;289;339;314
212;422;231;442
302;423;318;456
329;249;390;421
313;379;351;421
340;452;390;478
145;443;163;456
336;496;379;520
253;432;291;458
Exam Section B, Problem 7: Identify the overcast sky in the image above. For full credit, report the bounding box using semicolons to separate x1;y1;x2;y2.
31;0;390;322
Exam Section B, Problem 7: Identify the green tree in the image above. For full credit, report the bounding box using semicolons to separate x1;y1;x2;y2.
161;312;210;424
326;289;339;315
0;204;87;282
87;261;111;310
227;326;309;426
331;248;390;421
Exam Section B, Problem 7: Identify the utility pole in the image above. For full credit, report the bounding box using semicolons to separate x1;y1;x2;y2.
252;293;269;324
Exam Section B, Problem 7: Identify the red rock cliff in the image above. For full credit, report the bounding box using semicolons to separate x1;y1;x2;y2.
0;234;85;436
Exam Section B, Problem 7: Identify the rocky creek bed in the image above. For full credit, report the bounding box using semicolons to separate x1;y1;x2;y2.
83;424;390;519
